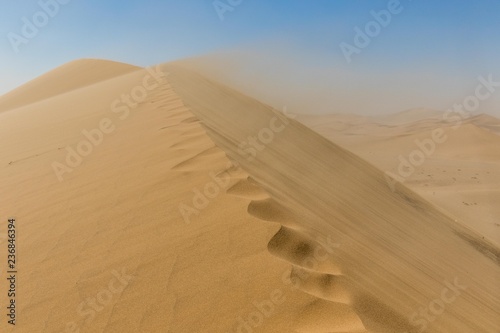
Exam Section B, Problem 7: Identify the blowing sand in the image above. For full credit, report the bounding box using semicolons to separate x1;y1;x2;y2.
0;59;498;333
297;111;500;246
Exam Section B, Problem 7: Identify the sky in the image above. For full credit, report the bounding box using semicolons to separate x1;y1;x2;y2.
0;0;499;115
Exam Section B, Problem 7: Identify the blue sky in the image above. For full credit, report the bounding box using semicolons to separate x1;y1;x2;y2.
0;0;499;114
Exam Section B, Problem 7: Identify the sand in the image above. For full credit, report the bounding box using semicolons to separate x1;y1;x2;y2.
297;111;500;245
0;59;498;333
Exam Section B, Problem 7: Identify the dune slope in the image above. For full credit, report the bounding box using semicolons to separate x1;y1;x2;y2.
1;59;499;333
163;62;500;333
1;60;323;333
0;59;141;113
298;112;500;246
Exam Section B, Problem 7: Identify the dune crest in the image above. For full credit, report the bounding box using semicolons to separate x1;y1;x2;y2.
2;58;499;332
0;59;141;113
163;62;499;332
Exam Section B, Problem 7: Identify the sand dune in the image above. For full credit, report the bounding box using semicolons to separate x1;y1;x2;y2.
0;60;316;333
470;113;500;134
164;62;499;332
1;59;499;333
298;111;500;246
374;108;446;125
0;59;141;113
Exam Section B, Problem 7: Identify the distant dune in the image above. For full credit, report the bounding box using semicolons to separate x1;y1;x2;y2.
0;59;140;113
374;108;446;125
1;59;498;333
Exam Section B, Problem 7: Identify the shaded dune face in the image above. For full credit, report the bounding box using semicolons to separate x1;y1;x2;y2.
299;112;500;247
226;170;418;333
226;178;373;333
163;63;500;333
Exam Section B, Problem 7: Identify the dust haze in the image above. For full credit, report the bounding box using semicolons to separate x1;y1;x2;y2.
178;44;500;118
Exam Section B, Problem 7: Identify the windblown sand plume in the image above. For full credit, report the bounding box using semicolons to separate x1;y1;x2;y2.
0;59;498;333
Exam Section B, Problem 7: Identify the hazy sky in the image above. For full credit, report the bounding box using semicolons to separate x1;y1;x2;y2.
0;0;499;115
